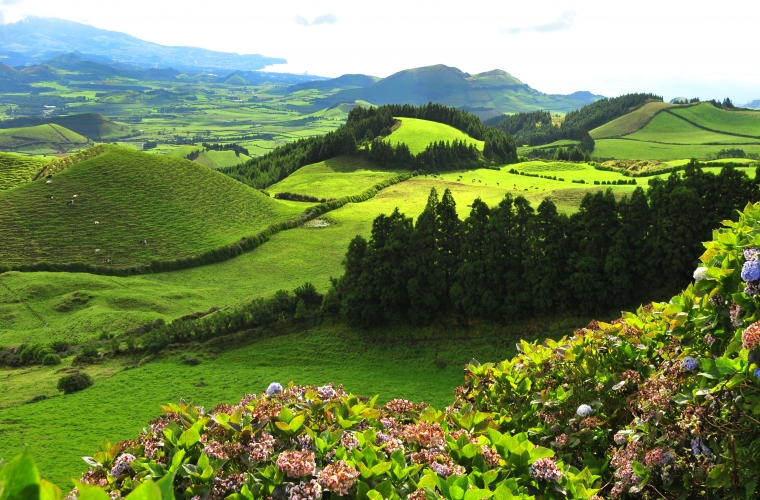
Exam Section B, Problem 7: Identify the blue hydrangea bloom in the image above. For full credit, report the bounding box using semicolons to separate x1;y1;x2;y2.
741;260;760;282
754;368;760;381
576;404;593;418
691;437;713;459
682;356;698;371
266;382;283;396
693;267;708;282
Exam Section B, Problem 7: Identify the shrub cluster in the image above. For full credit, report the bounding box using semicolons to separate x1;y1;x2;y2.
0;341;69;368
57;371;93;394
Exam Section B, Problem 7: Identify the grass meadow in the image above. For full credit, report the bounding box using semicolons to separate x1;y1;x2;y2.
269;156;406;199
0;152;49;190
385;117;484;154
670;103;760;136
593;139;760;160
625;111;760;144
0;124;89;152
0;319;582;488
0;146;303;269
590;101;675;139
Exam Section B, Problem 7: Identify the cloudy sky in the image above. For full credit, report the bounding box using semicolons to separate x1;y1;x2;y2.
1;0;759;102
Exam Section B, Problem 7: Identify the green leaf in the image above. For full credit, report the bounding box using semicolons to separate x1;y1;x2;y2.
370;462;392;476
461;443;481;459
449;486;465;500
76;485;110;500
374;480;393;499
0;451;40;500
275;421;292;433
177;427;200;449
366;491;383;500
705;464;731;488
156;470;177;500
39;480;62;500
528;446;554;461
464;489;494;500
289;415;305;433
493;482;517;500
124;479;162;500
169;449;186;472
716;357;739;377
279;407;294;424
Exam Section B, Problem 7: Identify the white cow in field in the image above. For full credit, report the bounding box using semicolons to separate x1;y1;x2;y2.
94;221;100;225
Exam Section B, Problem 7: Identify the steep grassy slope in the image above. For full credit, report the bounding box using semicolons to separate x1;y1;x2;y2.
0;147;303;269
669;102;760;136
625;111;760;144
269;156;405;199
385;117;485;154
593;139;760;160
0;152;49;190
0;124;89;152
589;101;674;139
52;113;128;140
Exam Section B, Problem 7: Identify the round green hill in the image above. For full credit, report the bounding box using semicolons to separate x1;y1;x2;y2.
384;117;484;154
0;146;304;270
0;123;90;153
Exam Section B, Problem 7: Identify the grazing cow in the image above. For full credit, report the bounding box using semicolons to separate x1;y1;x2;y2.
72;194;78;198
45;195;54;200
95;249;101;253
94;221;100;225
139;240;148;245
103;258;111;263
45;180;52;184
67;200;73;205
496;182;499;186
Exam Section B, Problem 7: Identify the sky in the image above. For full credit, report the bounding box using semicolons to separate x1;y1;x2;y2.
1;0;759;103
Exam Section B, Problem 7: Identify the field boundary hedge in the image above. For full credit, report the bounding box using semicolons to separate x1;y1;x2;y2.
0;171;416;277
664;108;760;140
32;144;111;180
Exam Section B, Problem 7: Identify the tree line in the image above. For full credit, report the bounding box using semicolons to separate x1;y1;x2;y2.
221;103;517;189
485;93;662;150
323;163;760;327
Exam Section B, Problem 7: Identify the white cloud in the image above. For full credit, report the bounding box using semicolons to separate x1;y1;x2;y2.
294;13;337;27
503;11;576;35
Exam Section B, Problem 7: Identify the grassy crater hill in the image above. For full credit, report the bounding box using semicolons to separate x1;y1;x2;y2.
384;117;485;154
0;146;303;270
0;123;90;153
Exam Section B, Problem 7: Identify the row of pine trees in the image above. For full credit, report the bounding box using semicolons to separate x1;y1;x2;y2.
324;164;760;326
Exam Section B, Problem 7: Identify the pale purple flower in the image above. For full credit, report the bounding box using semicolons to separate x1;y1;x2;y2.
693;267;708;281
741;260;760;282
266;382;283;396
681;356;698;371
576;404;593;418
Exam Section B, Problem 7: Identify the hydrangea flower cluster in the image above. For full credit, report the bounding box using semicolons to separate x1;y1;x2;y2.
681;356;698;371
109;454;135;478
576;404;593;418
693;266;708;281
266;382;283;396
316;460;360;496
691;437;713;459
754;368;760;382
742;321;760;351
742;249;760;296
529;458;562;482
276;450;316;478
288;479;322;500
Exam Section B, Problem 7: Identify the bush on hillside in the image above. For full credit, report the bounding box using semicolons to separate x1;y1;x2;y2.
73;202;760;499
41;353;61;366
57;371;93;394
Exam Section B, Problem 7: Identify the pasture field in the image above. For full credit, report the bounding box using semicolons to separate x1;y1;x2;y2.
624;111;760;144
194;149;251;168
670;102;760;137
385;117;484;154
590;101;675;139
0;152;49;190
268;156;406;199
0;320;579;487
1;159;704;346
0;123;89;152
593;139;760;160
0;146;304;269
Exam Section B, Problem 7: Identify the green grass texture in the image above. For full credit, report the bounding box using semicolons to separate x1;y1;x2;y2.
0;124;90;152
0;152;49;191
269;156;407;199
624;111;760;145
590;101;675;139
384;117;484;154
670;102;760;137
594;139;760;160
0;146;304;270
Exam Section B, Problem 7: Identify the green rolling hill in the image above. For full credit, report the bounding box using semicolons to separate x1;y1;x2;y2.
385;117;485;154
0;146;303;270
0;152;50;190
0;113;129;141
0;123;90;153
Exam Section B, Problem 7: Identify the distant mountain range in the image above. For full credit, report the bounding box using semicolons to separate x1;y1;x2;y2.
742;99;760;110
0;17;286;72
290;65;604;115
